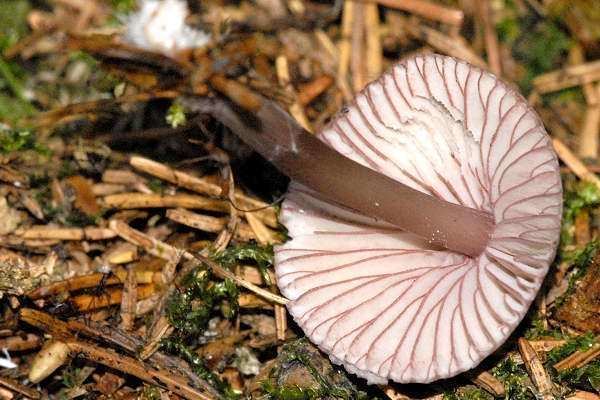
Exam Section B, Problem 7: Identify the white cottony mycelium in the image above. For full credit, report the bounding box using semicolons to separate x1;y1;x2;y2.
274;54;562;384
124;0;210;55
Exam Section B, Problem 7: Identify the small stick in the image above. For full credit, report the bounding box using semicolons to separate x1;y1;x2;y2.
109;220;289;305
275;304;287;341
275;55;312;132
167;208;257;242
71;284;155;311
553;138;600;191
20;308;220;398
404;18;487;69
569;46;598;106
369;0;463;27
0;333;41;351
297;75;334;105
244;212;281;244
351;1;367;92
529;339;567;353
27;271;158;299
518;338;554;399
119;266;137;331
129;156;277;226
380;385;411;399
209;74;262;112
533;60;600;94
0;376;41;399
240;265;275;285
574;210;591;245
92;183;128;196
469;370;505;397
476;0;502;76
338;0;354;84
578;105;600;159
554;339;600;372
103;192;229;212
365;3;382;82
314;30;353;101
65;340;213;400
16;226;116;241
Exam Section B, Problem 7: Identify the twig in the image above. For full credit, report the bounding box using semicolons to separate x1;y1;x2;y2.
167;208;257;242
404;17;487;69
0;375;41;399
518;338;554;400
533;60;600;94
469;370;505;397
71;284;155;311
27;271;158;299
554;339;600;372
65;339;213;400
553;138;600;191
476;0;502;76
338;1;354;88
365;3;382;82
314;30;353;101
19;308;220;398
103;192;228;212
369;0;463;26
119;266;137;331
351;1;367;92
109;220;289;305
0;333;41;351
529;339;567;353
276;55;312;132
297;75;334;105
578;105;600;159
129;156;277;226
15;226;116;241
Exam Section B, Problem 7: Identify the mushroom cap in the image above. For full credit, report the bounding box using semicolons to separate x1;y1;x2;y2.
274;54;562;384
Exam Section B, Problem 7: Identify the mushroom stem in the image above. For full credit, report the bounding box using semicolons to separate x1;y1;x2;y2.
187;95;495;257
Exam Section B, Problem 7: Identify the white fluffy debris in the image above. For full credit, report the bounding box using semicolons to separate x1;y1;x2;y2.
0;348;16;369
124;0;210;55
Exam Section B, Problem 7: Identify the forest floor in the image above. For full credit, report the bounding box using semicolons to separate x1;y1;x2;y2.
0;0;599;399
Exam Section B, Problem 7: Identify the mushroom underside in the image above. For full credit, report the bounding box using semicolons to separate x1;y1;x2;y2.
274;54;562;384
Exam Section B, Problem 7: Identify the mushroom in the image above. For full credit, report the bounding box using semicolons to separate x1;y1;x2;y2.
193;53;562;384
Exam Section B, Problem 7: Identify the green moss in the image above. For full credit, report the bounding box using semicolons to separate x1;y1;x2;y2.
443;387;492;400
561;182;600;245
166;101;187;128
0;129;49;155
161;339;240;399
261;339;369;400
547;332;596;365
554;240;600;308
167;269;238;337
492;358;535;400
496;2;572;93
213;243;274;285
524;316;565;340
